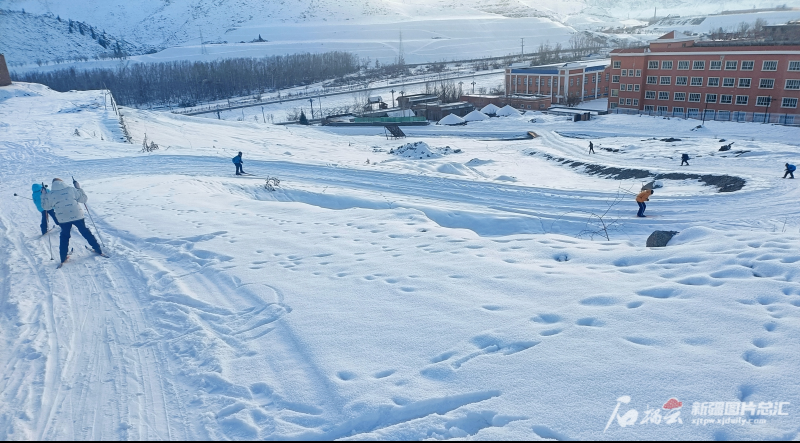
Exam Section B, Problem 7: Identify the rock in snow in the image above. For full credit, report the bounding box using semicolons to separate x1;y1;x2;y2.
480;103;500;115
646;230;679;247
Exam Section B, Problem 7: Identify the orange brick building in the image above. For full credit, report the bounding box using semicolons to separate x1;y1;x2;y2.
609;32;800;123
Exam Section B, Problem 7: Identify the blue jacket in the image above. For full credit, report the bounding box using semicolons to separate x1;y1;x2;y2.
788;164;796;172
31;183;46;212
232;155;242;164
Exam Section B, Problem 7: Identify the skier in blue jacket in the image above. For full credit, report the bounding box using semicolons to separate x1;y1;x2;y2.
31;183;59;235
784;163;796;179
233;152;246;175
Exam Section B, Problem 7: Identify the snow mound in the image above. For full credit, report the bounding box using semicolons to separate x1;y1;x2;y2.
496;105;521;116
390;142;461;159
480;103;500;115
463;110;489;122
495;175;517;182
438;113;466;125
436;162;469;175
466;158;493;166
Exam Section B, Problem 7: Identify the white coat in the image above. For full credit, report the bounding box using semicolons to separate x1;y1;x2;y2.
41;180;87;223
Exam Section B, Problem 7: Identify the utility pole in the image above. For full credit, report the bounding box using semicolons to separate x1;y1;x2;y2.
471;75;476;94
390;89;396;107
764;96;772;123
309;98;314;119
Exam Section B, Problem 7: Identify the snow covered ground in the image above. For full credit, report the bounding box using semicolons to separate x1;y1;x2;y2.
2;82;800;440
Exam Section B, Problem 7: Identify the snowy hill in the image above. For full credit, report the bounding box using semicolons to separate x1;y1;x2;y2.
1;81;800;439
2;0;796;66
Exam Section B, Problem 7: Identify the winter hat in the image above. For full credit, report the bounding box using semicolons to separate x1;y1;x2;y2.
238;152;242;155
53;178;63;183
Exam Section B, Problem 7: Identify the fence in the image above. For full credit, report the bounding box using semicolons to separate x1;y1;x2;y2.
353;116;427;123
610;108;799;126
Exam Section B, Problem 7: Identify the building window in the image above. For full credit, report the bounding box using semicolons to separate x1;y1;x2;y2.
673;107;684;113
628;69;633;76
674;92;686;101
605;73;609;81
759;78;775;89
710;60;722;70
690;77;703;86
648;60;659;69
645;91;656;99
687;108;699;117
676;76;688;86
644;105;655;111
785;79;800;90
635;69;642;77
720;94;733;104
660;76;671;85
620;84;627;91
613;61;621;69
735;95;749;105
762;61;778;71
657;106;669;113
633;84;640;92
611;89;619;97
692;60;705;70
678;61;690;70
741;61;754;71
725;61;738;70
707;77;720;87
661;61;673;70
705;93;717;103
633;99;639;106
722;77;735;87
626;98;632;105
688;93;701;102
621;70;627;77
646;76;657;84
738;78;751;88
619;98;625;105
604;86;608;92
782;97;798;108
570;79;574;86
658;91;669;100
756;96;772;107
789;61;800;72
584;77;589;84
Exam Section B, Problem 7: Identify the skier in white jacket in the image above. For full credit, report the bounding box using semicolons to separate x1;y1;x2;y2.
41;178;103;264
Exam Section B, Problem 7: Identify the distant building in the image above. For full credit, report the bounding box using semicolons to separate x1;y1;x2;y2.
396;94;438;110
609;31;800;122
505;59;611;105
0;54;11;87
422;102;474;121
460;93;552;111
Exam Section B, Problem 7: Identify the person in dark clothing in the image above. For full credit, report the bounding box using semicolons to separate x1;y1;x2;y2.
588;141;595;154
233;152;245;175
784;163;796;179
32;183;59;234
681;154;690;166
41;178;103;264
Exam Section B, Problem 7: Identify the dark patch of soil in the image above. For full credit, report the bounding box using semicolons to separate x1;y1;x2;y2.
539;153;745;192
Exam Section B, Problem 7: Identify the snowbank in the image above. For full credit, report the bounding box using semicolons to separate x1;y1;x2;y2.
496;104;521;116
480;103;500;115
463;110;489;122
438;113;466;125
389;141;461;159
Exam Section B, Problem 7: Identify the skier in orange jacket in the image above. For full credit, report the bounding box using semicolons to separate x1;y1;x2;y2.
636;189;653;217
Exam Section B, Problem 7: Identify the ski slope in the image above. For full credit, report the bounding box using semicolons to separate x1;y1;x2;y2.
1;82;800;440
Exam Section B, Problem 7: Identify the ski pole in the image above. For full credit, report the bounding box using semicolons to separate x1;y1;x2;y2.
41;182;54;260
13;193;34;201
73;176;106;250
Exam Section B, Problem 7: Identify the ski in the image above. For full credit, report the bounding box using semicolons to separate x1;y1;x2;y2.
85;245;110;257
56;248;74;269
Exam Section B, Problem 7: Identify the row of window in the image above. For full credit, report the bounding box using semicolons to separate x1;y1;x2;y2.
634;91;797;107
511;74;610;86
613;76;800;90
613;60;800;72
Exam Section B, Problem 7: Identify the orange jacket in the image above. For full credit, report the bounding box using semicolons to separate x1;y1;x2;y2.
636;189;653;203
